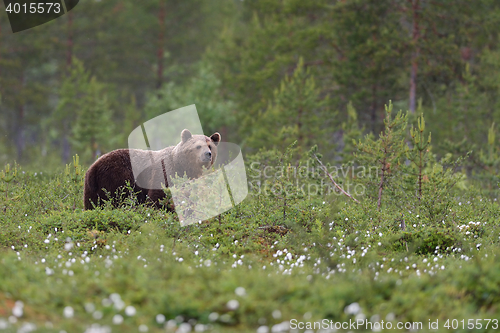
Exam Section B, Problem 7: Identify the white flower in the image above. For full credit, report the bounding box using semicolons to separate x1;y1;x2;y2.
112;314;123;325
63;306;74;318
235;287;246;297
178;323;192;333
256;326;269;333
109;293;121;303
344;302;361;315
84;303;95;313
125;305;136;316
93;311;103;320
156;314;166;324
194;323;206;332
12;301;24;318
166;320;177;329
227;300;239;310
272;310;281;319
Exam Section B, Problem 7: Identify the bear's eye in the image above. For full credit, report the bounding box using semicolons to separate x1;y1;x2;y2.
196;145;202;149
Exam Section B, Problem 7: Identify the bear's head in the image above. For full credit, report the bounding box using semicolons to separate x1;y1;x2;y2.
173;129;221;178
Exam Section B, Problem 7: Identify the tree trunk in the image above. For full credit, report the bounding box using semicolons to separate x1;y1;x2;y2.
91;136;97;160
156;0;166;89
409;0;420;113
16;73;25;160
16;105;25;161
61;11;74;163
62;121;71;163
377;167;385;210
371;84;377;132
297;106;303;150
220;125;228;144
66;11;73;68
0;16;2;80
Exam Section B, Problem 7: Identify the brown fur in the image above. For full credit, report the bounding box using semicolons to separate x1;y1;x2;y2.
84;129;221;210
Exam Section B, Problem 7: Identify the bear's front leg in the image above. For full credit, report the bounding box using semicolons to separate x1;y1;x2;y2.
147;188;175;212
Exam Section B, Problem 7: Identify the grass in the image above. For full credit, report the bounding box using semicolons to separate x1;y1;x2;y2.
1;160;500;333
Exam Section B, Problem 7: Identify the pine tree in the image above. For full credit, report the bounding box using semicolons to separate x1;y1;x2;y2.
53;58;90;162
340;102;364;163
246;58;332;156
406;112;432;200
145;60;235;138
71;76;113;160
55;58;113;162
354;101;408;210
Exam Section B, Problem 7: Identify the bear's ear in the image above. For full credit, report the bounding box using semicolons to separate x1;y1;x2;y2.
210;132;221;146
181;129;192;143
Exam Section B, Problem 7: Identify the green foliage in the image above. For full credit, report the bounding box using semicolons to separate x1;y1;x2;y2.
1;0;237;165
354;101;408;209
340;102;364;163
407;111;432;199
1;150;500;331
5;1;500;330
245;143;331;242
64;155;85;210
246;58;332;155
344;101;481;257
427;64;489;156
145;60;235;137
0;162;18;192
118;94;143;147
55;59;114;162
393;112;466;227
0;162;19;211
397;226;462;255
326;0;405;130
71;76;114;161
473;122;500;195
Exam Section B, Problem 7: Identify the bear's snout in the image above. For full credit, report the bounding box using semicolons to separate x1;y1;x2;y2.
202;151;212;162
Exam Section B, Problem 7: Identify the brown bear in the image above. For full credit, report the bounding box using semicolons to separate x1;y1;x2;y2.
83;129;221;210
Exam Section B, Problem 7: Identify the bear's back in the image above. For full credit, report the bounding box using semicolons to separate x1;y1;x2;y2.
84;129;220;210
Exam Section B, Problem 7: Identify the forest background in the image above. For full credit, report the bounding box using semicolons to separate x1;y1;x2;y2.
3;2;500;331
2;0;500;184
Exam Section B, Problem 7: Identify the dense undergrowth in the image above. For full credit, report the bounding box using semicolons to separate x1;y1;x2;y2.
2;108;500;332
